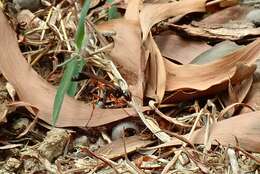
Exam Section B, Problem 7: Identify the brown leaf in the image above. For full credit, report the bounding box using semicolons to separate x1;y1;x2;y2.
169;23;260;41
150;111;260;152
199;5;252;25
96;135;154;159
219;0;240;8
140;0;207;40
181;111;260;152
190;40;252;112
124;0;140;21
221;77;253;109
243;81;260;111
206;0;240;13
0;11;150;127
233;77;253;103
169;5;259;41
242;59;260;112
155;34;211;64
96;0;144;102
164;39;260;103
8;101;39;116
144;33;166;102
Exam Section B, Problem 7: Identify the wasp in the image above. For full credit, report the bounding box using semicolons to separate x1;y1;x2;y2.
72;72;131;108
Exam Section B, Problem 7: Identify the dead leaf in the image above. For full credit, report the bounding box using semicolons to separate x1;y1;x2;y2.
140;0;207;40
242;59;260;112
217;102;255;121
246;82;260;111
96;0;144;103
169;23;260;41
96;135;154;159
144;33;166;102
189;40;252;111
219;0;240;8
134;155;157;169
8;101;39;115
169;5;260;41
163;39;260;103
6;82;16;101
144;0;169;3
205;0;239;13
0;10;150;127
221;76;253;110
199;5;252;25
158;111;260;152
244;82;260;111
196;44;250;109
229;79;242;105
155;34;211;64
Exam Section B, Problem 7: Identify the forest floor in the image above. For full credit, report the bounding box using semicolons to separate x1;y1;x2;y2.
0;0;260;173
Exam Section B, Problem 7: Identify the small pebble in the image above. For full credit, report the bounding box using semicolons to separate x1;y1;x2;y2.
246;9;260;26
13;0;42;11
2;158;21;172
17;10;44;28
37;128;69;161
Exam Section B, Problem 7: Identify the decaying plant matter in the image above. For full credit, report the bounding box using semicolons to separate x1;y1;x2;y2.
0;0;260;173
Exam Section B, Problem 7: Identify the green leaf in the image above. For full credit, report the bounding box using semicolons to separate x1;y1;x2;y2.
52;58;77;126
75;0;91;50
67;58;85;96
107;0;120;20
52;1;90;126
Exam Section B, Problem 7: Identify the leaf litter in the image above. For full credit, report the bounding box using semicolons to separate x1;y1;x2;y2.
0;0;260;173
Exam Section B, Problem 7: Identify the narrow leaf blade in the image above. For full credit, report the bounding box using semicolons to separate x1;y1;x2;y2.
107;0;120;20
75;0;90;50
52;58;77;126
67;58;85;96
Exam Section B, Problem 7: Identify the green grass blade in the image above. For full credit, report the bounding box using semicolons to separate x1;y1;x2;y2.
68;0;90;96
75;0;91;50
52;1;91;126
67;58;85;96
107;0;120;19
52;58;77;126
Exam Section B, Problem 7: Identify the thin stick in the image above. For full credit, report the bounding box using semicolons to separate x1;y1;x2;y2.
40;8;53;41
129;99;171;143
122;131;145;174
161;109;205;173
81;147;120;174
